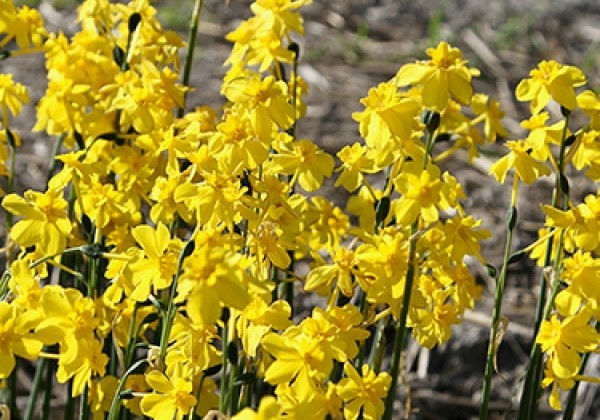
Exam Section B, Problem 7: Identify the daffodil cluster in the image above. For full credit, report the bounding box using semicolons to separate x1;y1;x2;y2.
4;0;591;418
488;60;600;411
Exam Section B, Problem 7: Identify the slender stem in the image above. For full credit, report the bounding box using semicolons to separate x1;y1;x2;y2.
518;115;570;420
367;317;387;373
64;381;74;420
0;271;10;303
188;373;206;420
159;239;191;362
228;349;240;415
382;224;418;420
24;357;47;420
382;120;437;419
47;133;66;183
87;254;99;298
353;290;369;370
219;311;230;414
563;338;594;419
107;359;148;420
123;305;140;371
79;386;89;420
41;355;54;420
480;189;518;420
177;0;204;118
8;368;22;420
108;339;118;377
280;258;295;317
5;127;16;266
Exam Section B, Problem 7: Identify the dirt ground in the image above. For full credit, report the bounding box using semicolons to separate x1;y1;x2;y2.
5;0;600;418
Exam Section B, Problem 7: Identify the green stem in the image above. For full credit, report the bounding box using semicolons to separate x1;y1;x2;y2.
64;378;74;420
5;127;16;266
24;357;47;420
0;270;10;301
159;239;192;362
107;359;148;420
563;322;598;420
480;204;517;420
219;309;230;414
79;386;89;420
87;256;98;298
382;225;418;420
228;349;240;415
47;133;66;183
177;0;204;118
123;305;140;371
280;257;295;317
382;112;438;419
367;317;387;373
41;355;54;420
353;290;369;370
518;115;570;420
108;339;118;377
8;367;22;420
188;373;206;420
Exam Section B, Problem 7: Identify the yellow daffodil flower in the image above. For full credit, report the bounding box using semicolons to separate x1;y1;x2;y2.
337;363;391;420
140;368;197;420
129;222;183;302
2;188;71;255
231;395;285;420
395;41;479;111
0;301;43;379
489;139;551;184
536;309;598;379
516;60;586;114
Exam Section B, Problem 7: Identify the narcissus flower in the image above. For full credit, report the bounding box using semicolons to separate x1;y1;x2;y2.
261;330;332;385
536;309;598;379
352;81;421;148
553;251;600;317
13;6;47;48
0;0;17;34
409;287;459;348
541;358;576;410
489;139;551;184
516;60;586;114
520;112;566;162
470;93;508;142
232;395;286;420
236;297;293;358
0;301;43;379
2;188;71;255
270;138;335;192
140;369;197;420
335;143;377;192
177;244;252;326
393;161;444;225
88;375;119;420
395;41;479;111
129;222;183;302
0;74;30;119
337;363;391;420
305;247;358;297
56;338;109;397
223;74;295;141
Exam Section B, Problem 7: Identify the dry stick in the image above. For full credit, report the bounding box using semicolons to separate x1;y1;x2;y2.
462;29;522;135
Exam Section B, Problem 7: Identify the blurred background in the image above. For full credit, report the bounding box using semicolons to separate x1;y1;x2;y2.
6;0;600;418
